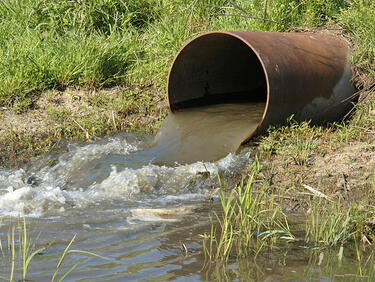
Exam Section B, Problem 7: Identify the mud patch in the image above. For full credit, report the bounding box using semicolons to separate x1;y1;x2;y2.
254;140;375;211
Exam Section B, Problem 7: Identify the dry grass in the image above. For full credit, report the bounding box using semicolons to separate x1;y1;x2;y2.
0;86;167;167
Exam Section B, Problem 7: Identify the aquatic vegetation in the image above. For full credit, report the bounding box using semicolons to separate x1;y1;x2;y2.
304;200;375;247
0;218;104;281
0;0;374;280
202;160;296;262
204;155;375;261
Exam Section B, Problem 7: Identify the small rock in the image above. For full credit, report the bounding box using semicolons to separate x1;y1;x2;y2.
369;109;375;116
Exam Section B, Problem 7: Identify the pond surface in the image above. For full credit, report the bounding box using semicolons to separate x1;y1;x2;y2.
0;103;373;281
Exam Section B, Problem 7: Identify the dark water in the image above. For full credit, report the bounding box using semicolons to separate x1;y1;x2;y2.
0;103;373;281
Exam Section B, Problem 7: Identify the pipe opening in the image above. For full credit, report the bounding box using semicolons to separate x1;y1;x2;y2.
167;32;268;114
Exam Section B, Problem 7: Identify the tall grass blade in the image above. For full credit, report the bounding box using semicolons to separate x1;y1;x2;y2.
52;234;76;282
10;227;15;282
67;250;109;260
57;263;79;282
22;217;27;281
23;246;48;277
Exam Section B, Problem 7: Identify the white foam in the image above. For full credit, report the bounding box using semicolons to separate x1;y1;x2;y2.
0;187;33;215
0;135;251;217
0;168;26;190
37;135;141;187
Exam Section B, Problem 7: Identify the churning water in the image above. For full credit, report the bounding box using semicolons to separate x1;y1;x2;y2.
0;103;265;280
0;103;372;280
0;103;265;218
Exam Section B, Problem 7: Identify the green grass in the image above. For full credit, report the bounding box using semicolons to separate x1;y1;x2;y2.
259;117;326;165
304;199;371;247
339;1;375;78
0;0;372;111
0;0;163;110
204;161;375;262
202;160;296;262
0;0;374;278
0;0;374;166
0;218;105;281
258;91;375;166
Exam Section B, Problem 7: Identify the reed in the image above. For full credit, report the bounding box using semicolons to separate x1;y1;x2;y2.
0;218;105;281
202;160;296;262
204;156;375;263
305;199;353;247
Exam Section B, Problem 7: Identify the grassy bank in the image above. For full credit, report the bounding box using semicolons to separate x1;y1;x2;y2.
0;0;374;278
1;0;374;166
196;0;375;271
203;87;374;273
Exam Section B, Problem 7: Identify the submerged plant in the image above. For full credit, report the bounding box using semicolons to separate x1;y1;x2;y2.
305;199;352;247
0;218;106;282
203;156;375;264
202;161;296;262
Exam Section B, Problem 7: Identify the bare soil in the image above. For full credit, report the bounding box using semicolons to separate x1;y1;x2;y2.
0;86;167;167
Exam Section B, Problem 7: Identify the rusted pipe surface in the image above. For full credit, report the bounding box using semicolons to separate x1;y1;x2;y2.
167;31;355;142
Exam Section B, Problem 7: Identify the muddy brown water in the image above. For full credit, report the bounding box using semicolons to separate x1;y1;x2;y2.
0;103;373;280
149;103;264;164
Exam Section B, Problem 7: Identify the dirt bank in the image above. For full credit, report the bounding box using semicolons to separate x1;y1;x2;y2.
246;87;375;209
0;86;167;167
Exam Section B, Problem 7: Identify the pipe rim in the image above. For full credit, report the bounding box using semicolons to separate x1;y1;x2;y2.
166;31;270;141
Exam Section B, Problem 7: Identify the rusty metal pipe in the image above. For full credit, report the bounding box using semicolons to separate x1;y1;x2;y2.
167;31;356;142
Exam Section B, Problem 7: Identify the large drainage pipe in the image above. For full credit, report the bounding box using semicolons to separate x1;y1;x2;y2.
167;31;356;142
